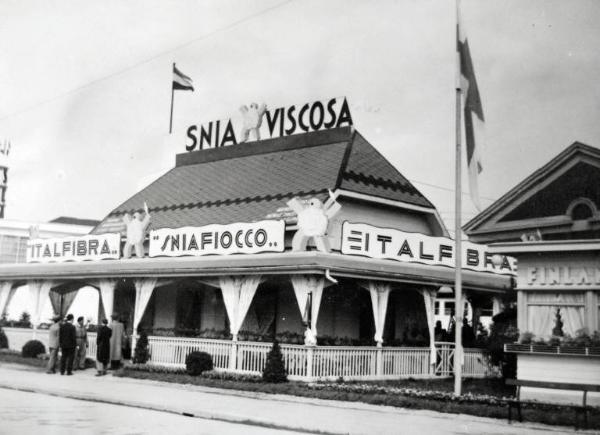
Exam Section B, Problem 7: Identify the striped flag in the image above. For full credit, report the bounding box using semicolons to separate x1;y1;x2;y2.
457;13;484;211
172;65;194;92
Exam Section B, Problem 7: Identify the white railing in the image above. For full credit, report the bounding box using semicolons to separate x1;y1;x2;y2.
463;348;493;378
435;342;455;377
147;336;232;369
312;346;377;379
382;347;431;377
281;344;308;378
235;341;271;373
87;332;97;360
4;328;495;380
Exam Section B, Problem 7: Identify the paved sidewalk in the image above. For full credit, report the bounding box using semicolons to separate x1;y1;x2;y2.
0;363;588;435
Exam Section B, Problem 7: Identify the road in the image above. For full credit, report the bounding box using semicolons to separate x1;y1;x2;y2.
0;387;303;435
0;364;584;435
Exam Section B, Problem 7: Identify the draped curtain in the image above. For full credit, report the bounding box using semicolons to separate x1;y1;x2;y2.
492;296;503;316
358;281;391;347
219;275;262;340
291;275;326;344
527;292;586;338
0;282;17;318
95;279;118;321
28;280;55;327
418;287;438;362
49;288;79;318
133;278;158;333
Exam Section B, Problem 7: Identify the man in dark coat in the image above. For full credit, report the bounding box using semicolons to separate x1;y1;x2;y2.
59;313;77;375
96;318;112;376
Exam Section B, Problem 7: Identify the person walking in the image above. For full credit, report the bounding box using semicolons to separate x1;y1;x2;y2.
46;315;61;374
96;318;112;376
59;314;77;375
109;314;124;370
74;316;88;370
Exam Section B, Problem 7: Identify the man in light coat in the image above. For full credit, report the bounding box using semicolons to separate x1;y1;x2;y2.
74;316;88;370
46;315;61;374
109;314;124;369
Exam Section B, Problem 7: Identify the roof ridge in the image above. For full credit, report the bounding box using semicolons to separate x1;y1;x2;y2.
176;127;353;167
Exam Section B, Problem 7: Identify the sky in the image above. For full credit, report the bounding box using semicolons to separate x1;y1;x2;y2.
1;0;599;233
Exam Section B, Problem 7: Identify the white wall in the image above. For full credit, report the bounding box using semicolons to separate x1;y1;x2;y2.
518;353;600;406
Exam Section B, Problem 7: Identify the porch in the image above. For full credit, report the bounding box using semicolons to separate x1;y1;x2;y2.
3;327;491;380
0;251;509;381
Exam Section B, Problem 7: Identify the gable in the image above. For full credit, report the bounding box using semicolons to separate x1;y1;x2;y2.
500;161;600;222
463;142;600;243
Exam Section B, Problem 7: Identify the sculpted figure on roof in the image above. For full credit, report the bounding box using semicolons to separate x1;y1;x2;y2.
239;103;267;142
122;202;151;259
287;190;341;253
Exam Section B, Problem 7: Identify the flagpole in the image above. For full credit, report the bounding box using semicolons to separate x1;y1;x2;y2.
454;0;463;397
169;63;175;134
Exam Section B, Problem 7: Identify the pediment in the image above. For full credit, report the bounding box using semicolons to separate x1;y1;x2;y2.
464;142;600;242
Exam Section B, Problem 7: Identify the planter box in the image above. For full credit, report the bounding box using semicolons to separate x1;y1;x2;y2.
505;343;600;356
505;344;600;406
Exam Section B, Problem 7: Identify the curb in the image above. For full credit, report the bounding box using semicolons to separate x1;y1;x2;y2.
0;382;343;435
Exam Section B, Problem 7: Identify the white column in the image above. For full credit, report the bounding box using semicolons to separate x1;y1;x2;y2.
219;275;262;341
28;280;54;339
419;287;438;364
291;275;327;345
95;279;118;321
360;281;391;347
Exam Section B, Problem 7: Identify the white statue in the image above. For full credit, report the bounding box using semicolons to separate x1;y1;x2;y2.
304;327;317;346
287;190;341;253
239;103;267;142
122;202;151;259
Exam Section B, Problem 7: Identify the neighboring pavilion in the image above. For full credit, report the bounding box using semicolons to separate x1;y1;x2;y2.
0;127;513;380
464;141;600;403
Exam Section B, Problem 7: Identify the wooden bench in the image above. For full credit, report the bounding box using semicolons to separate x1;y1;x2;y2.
506;379;600;430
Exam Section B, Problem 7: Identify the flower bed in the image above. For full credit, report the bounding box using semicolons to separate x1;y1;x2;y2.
115;364;600;428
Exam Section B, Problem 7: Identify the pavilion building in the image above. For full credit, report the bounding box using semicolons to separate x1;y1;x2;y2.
0;126;513;380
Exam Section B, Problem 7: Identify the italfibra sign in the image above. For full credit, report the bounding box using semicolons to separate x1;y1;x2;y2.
185;96;353;151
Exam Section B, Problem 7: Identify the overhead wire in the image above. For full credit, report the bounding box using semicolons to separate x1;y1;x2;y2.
0;0;294;122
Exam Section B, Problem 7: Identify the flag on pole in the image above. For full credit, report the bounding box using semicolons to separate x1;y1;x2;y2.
170;64;193;133
172;65;194;92
457;13;484;211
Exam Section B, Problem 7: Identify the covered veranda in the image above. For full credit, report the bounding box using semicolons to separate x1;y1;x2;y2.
0;250;511;381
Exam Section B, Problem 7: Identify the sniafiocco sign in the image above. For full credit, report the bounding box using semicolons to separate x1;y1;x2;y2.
149;220;285;257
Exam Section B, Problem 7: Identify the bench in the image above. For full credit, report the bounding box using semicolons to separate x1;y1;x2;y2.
506;379;600;430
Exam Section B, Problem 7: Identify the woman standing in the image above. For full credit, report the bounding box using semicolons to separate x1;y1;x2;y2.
95;318;112;376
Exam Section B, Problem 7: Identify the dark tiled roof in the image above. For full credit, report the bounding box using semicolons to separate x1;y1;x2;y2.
92;127;433;234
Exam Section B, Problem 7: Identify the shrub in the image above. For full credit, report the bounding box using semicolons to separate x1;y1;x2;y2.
133;330;150;364
519;331;535;345
185;351;213;376
0;327;8;349
16;311;32;328
21;340;45;358
262;340;287;383
487;305;518;380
